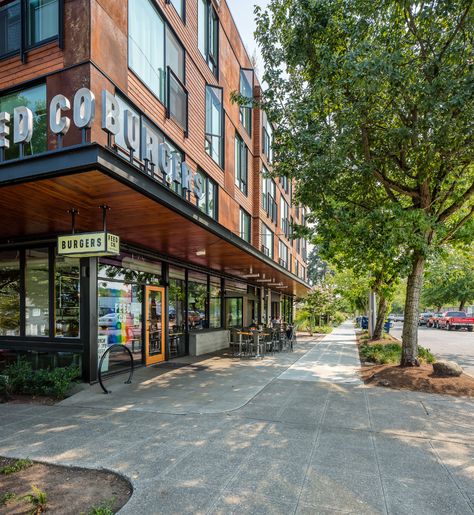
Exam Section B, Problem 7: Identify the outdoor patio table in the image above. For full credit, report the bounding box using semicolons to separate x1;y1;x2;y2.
237;331;253;357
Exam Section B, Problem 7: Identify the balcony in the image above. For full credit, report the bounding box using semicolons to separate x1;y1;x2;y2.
166;66;188;135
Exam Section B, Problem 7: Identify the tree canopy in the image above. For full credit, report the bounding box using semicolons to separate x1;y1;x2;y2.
255;0;474;364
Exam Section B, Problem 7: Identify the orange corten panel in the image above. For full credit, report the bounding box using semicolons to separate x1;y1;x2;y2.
0;0;308;284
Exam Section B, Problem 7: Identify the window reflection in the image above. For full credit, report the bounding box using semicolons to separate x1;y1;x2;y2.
25;248;49;336
188;271;208;330
209;277;221;328
55;256;80;338
169;267;186;357
0;251;20;336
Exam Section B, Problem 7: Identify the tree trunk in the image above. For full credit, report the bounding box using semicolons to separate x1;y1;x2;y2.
401;253;426;367
372;294;389;341
459;299;466;311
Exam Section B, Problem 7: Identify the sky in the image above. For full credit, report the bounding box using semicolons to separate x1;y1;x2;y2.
225;0;270;81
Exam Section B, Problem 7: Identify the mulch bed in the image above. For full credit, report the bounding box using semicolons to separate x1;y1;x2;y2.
1;394;57;405
0;458;132;514
360;364;474;397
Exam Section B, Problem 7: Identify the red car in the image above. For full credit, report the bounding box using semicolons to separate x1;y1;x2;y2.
437;311;474;332
427;313;443;328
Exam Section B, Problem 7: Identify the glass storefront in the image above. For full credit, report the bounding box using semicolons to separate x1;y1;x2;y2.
98;259;161;363
188;271;208;330
169;266;186;357
0;250;21;336
55;256;80;337
209;276;222;328
25;248;49;336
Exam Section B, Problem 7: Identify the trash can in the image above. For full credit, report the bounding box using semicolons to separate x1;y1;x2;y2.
384;320;392;333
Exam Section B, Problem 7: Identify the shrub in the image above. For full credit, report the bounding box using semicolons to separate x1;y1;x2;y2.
4;360;80;399
313;325;333;334
360;342;435;365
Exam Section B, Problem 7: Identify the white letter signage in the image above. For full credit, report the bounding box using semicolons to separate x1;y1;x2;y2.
50;94;71;135
13;106;33;144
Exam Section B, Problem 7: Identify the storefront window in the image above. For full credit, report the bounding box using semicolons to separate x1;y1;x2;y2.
188;271;208;330
0;250;21;336
225;298;242;328
55;256;80;338
98;279;143;363
209;276;221;328
25;248;49;336
0;83;47;161
169;266;186;357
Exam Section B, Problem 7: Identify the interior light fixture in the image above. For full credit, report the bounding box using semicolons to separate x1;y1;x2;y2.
196;249;206;257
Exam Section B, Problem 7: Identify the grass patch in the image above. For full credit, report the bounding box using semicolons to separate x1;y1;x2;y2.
360;341;435;365
1;458;33;475
1;492;16;505
86;498;115;515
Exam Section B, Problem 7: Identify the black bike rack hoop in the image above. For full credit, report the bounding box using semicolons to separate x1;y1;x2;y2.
98;344;134;394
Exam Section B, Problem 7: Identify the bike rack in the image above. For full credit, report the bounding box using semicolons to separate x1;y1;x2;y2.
98;344;134;394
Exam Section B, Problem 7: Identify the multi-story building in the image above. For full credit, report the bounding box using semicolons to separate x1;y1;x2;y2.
0;0;309;382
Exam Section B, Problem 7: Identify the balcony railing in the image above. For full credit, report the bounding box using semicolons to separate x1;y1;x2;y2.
166;66;188;136
261;244;271;258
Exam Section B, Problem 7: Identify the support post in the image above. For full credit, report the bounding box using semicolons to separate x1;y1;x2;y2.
81;257;98;383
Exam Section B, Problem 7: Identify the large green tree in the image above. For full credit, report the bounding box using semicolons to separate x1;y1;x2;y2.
255;0;474;366
422;247;474;310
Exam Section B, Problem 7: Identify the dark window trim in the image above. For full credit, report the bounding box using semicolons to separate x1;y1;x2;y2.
196;167;219;221
235;132;248;196
205;83;225;169
166;64;189;136
128;0;187;106
239;67;254;136
198;0;219;79
239;207;251;243
165;0;186;23
0;0;63;63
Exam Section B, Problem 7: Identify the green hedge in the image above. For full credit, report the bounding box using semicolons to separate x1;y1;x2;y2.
1;360;80;400
360;342;435;365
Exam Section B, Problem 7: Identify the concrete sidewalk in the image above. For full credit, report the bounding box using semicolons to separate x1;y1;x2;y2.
1;323;473;514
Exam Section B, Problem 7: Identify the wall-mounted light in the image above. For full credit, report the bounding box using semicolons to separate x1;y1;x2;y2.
196;249;206;257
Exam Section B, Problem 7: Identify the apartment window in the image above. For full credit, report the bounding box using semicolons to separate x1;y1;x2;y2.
1;0;60;60
280;197;289;238
27;0;59;47
279;240;289;269
239;68;253;135
235;133;248;195
167;0;184;19
0;83;47;161
166;26;187;131
262;111;273;162
198;0;218;77
261;223;274;259
129;0;166;101
205;85;224;167
281;176;289;194
196;170;218;220
239;209;251;243
262;172;277;224
0;1;20;58
295;259;300;278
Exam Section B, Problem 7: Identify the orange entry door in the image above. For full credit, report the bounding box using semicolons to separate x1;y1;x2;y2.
145;286;166;365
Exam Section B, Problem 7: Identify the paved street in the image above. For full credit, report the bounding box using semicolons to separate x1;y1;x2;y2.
392;323;474;377
1;323;473;514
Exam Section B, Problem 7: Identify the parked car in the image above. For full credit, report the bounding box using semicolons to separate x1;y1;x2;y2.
437;311;474;332
418;313;433;326
427;313;443;328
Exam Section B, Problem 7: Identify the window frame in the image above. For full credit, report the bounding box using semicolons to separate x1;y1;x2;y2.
239;208;251;243
165;0;185;21
279;240;289;270
0;0;63;63
198;0;219;78
261;223;274;259
128;0;188;133
196;168;218;221
239;67;253;136
205;84;225;168
235;132;248;195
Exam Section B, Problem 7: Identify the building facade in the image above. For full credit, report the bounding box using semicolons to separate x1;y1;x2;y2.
0;0;309;382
